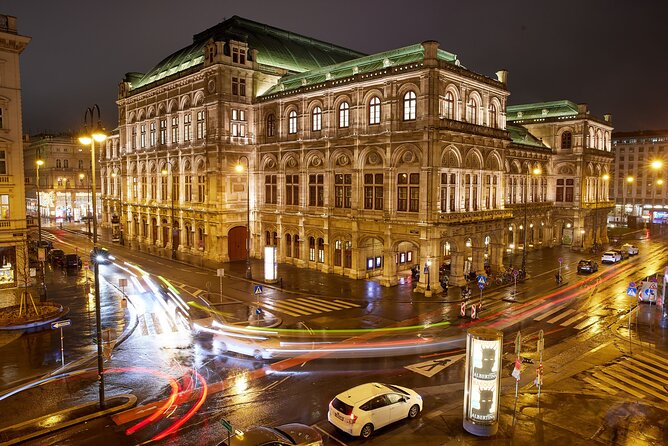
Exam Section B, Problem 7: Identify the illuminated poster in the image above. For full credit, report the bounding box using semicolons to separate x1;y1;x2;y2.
463;327;502;436
264;246;277;282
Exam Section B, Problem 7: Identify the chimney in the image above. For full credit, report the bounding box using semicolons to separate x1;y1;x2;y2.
421;40;439;67
495;69;508;86
577;103;589;115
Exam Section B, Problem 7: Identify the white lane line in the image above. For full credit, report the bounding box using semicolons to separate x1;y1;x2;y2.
583;376;617;395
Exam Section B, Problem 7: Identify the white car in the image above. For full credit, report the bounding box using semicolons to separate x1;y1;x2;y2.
622;243;639;255
328;382;422;438
601;251;621;264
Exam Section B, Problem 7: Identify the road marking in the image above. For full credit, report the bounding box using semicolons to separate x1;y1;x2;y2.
546;308;576;324
638;351;668;368
260;301;305;317
534;303;569;321
592;372;645;399
630;357;668;380
604;366;668;402
622;362;668;385
573;316;599;330
583;376;617;395
405;354;465;378
560;312;589;327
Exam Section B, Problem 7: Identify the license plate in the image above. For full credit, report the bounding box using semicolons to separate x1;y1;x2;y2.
334;412;345;421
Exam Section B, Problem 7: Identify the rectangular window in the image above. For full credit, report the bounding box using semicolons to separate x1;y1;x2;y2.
230;109;246;138
286;174;299;206
150;176;157;199
232;77;239;95
0;150;5;174
184;175;192;201
171;117;178;144
184;114;192;141
0;194;8;219
140;124;146;148
197;110;206;139
240;79;246;97
161;175;168;200
308;174;324;207
265;174;277;204
565;179;575;202
334;174;352;208
363;173;383;210
131;126;137;150
397;173;419;212
159;119;167;145
0;108;3;129
198;175;206;202
309;238;315;262
334;240;342;266
149;122;156;147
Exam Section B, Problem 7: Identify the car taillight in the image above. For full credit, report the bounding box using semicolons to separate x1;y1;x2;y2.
348;413;357;424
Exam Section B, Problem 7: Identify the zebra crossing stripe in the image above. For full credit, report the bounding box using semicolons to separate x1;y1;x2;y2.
582;376;617;395
560;312;589;327
605;366;668;403
534;303;569;321
291;298;335;312
138;314;148;336
592;372;645;399
262;301;308;317
638;351;668;368
573;316;598;330
622;362;668;386
546;308;576;324
630;357;668;379
331;299;360;308
151;313;163;335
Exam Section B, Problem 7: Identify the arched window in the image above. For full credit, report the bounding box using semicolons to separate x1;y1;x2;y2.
288;110;297;134
488;103;497;128
442;91;454;119
339;102;349;128
369;96;381;125
266;114;275;137
403;91;416;120
466;98;477;124
308;236;316;261
312;106;322;131
561;131;572;149
286;234;292;257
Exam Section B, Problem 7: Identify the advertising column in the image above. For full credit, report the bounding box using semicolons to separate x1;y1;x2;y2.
463;327;503;436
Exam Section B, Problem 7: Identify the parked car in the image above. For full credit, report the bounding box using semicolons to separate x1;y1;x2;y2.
328;382;422;439
621;243;639;255
90;247;114;265
61;253;82;269
219;423;323;446
48;249;65;266
601;251;621;264
611;248;629;260
577;259;599;274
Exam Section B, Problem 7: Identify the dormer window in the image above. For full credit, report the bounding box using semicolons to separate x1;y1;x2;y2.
232;47;246;65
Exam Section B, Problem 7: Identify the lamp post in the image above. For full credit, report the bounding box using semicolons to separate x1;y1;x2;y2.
161;161;178;260
35;159;46;300
78;104;107;410
521;166;541;272
426;259;432;292
593;173;610;247
624;176;634;226
235;156;252;279
111;168;124;245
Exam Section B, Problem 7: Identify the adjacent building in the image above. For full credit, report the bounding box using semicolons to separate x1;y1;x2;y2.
24;133;99;224
611;129;668;226
101;16;613;291
0;14;30;288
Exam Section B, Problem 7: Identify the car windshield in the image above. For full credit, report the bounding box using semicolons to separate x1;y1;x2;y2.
579;260;589;265
331;398;354;415
383;383;409;395
603;252;615;256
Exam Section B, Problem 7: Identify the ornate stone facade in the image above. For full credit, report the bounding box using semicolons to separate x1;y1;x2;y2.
100;16;613;292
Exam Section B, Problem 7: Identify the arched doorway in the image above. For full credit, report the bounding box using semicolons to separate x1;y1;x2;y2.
228;226;248;261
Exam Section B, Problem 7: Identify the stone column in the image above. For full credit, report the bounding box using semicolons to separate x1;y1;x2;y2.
490;242;505;272
449;251;466;287
379;249;398;287
471;247;485;276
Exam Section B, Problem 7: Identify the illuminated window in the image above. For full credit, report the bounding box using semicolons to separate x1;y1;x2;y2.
140;124;146;148
369;96;381;125
0;194;9;219
288;110;297;134
312;106;322;131
159;118;167;145
196;110;206;139
171;117;178;144
149;122;156;147
339;102;349;128
441;92;454;119
403;91;416;120
309;236;315;261
334;240;342;266
334;174;352;208
183;113;192;141
231;109;246;137
466;98;477;124
266;114;275;137
344;241;352;268
317;238;325;263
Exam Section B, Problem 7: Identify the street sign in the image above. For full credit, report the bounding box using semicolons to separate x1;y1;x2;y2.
217;268;225;277
38;247;46;262
630;281;636;288
221;419;233;433
253;285;263;295
627;287;637;297
460;302;466;317
118;278;128;287
513;269;519;277
477;275;487;284
478;282;485;290
51;319;71;329
558;257;563;264
256;307;263;315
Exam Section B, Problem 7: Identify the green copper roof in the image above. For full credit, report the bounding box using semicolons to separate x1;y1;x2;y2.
130;15;365;91
507;124;550;149
506;100;579;122
260;44;459;97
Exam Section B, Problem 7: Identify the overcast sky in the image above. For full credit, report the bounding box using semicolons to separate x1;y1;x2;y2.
4;0;667;134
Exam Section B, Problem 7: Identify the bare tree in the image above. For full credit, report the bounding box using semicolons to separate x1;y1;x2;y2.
15;238;39;317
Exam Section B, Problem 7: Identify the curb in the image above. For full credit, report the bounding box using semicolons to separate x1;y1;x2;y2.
0;393;137;445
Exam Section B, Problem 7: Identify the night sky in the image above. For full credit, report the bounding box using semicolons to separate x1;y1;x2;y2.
4;0;668;134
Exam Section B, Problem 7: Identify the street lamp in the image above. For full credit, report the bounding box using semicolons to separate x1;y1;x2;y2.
161;162;177;260
78;104;107;410
35;159;46;300
235;156;252;279
521;166;541;272
624;176;634;225
593;173;610;247
79;172;91;237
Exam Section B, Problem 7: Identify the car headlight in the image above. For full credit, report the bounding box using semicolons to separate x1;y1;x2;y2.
96;255;105;262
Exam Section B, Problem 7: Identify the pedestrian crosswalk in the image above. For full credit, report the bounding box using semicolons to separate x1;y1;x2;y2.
582;351;668;403
533;303;601;330
261;296;360;317
137;312;179;337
